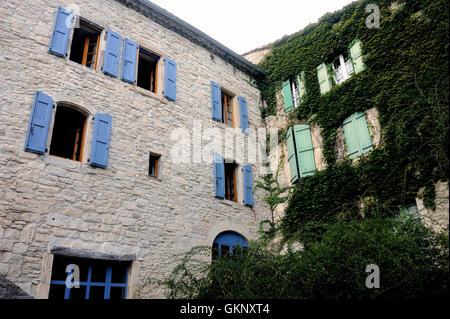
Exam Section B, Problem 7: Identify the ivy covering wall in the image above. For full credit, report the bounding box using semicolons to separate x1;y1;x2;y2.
256;0;449;240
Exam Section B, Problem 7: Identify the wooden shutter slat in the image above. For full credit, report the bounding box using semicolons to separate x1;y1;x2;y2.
317;62;332;94
48;7;73;57
282;80;294;112
286;127;299;183
120;38;138;83
24;91;54;154
90;113;112;168
294;125;316;177
163;57;177;101
211;81;222;122
243;165;254;207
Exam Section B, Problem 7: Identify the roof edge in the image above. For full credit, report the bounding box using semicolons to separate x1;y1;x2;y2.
113;0;266;79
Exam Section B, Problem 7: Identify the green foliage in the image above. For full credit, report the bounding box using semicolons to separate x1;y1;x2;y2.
256;0;448;240
151;218;448;299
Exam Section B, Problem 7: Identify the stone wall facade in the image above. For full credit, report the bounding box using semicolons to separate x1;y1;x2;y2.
0;0;271;298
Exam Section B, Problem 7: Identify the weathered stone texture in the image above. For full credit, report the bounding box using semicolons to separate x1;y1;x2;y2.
0;0;271;298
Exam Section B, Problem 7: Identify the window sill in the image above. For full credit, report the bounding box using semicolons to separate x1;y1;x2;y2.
133;86;168;104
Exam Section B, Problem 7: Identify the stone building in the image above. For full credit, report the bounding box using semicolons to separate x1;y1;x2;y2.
0;0;272;299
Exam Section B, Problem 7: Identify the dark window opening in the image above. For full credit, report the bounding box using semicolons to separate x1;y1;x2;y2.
224;162;237;202
137;48;159;92
149;153;160;178
221;91;233;127
49;105;87;162
69;20;102;69
48;255;130;300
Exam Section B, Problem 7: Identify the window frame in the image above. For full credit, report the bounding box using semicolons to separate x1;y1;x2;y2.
149;152;161;178
68;17;104;71
48;103;89;163
224;161;238;202
49;256;129;300
136;46;161;94
221;90;235;128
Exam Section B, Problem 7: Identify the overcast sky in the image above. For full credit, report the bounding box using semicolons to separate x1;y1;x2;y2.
148;0;356;54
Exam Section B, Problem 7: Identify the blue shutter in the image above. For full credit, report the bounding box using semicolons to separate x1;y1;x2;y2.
163;57;177;101
239;96;249;133
211;81;222;122
243;165;254;207
49;7;73;57
24;91;54;154
102;29;122;78
121;38;138;84
90;114;112;168
214;152;225;199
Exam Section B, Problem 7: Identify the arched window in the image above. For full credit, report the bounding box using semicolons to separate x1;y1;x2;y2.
49;104;88;162
212;231;248;262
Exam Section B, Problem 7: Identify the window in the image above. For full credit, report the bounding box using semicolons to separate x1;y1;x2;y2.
69;19;102;69
49;105;87;162
212;231;248;263
137;47;160;93
149;153;160;178
399;204;420;219
221;91;234;127
224;162;237;202
286;125;316;184
282;72;306;113
331;52;354;85
48;255;129;299
317;39;366;94
343;112;373;159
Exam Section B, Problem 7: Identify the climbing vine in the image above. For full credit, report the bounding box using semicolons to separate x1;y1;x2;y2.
256;0;449;239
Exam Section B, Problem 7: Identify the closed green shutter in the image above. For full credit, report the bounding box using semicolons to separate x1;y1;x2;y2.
316;63;332;94
296;71;306;101
294;125;316;177
343;112;373;159
349;39;365;73
286;127;299;183
282;80;293;113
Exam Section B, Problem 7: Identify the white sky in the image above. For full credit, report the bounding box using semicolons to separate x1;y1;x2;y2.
148;0;356;54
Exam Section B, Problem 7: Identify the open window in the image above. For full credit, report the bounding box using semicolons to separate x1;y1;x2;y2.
137;47;160;93
149;152;160;178
221;91;234;127
224;162;237;202
49;105;87;162
69;19;102;69
331;51;354;85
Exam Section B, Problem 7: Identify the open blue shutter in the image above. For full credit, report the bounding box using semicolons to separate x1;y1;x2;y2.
214;152;225;199
243;165;254;207
102;29;122;78
49;7;73;57
163;57;177;101
239;96;249;133
121;38;137;84
90;114;112;168
24;91;53;154
211;81;222;122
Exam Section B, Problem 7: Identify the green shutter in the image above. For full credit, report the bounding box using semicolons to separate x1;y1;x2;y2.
282;80;293;113
349;39;365;73
343;112;373;159
294;125;316;177
317;63;332;94
296;71;306;101
286;127;299;183
354;112;373;154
